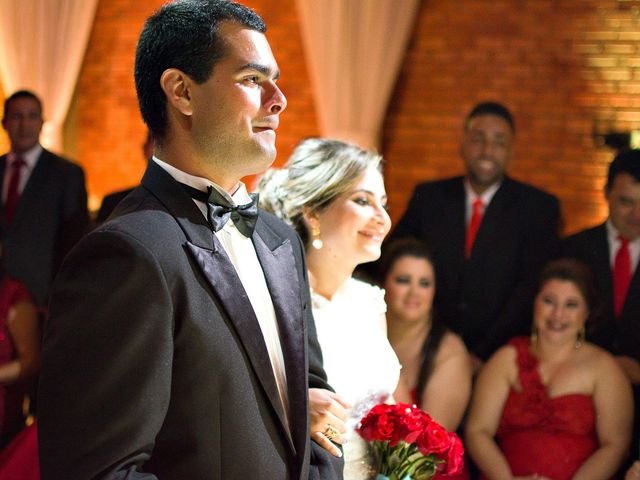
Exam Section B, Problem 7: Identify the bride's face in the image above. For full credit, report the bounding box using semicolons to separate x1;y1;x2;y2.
384;255;435;324
313;166;391;268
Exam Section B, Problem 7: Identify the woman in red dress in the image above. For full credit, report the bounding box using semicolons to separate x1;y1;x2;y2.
379;239;472;432
0;264;40;448
466;258;633;480
379;239;472;479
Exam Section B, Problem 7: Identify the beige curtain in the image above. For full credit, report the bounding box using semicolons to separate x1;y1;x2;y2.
0;0;98;152
295;0;420;150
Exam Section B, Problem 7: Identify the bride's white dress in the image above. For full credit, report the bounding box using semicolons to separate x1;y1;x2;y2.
311;277;401;480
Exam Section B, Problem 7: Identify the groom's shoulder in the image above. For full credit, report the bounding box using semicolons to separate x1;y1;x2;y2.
93;188;186;251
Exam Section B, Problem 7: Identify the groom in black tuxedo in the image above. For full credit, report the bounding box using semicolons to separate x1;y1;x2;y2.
38;1;342;479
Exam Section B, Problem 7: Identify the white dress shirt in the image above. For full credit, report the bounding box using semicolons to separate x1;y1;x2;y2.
2;144;42;202
463;178;501;225
152;157;290;428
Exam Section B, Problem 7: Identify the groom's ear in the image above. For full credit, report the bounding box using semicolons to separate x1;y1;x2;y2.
161;68;194;116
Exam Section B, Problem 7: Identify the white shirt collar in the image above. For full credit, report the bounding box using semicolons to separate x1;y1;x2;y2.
151;155;251;206
463;177;501;205
605;218;640;272
463;177;501;223
9;144;42;171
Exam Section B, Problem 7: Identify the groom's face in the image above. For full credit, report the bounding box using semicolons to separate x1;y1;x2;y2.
189;21;287;181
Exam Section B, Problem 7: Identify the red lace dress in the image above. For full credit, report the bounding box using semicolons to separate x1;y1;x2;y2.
493;337;598;480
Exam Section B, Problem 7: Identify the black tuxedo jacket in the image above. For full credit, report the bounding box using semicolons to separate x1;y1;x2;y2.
392;176;560;359
96;187;135;223
0;148;88;305
562;223;640;359
38;161;342;479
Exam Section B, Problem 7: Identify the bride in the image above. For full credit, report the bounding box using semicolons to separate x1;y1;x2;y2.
259;138;402;479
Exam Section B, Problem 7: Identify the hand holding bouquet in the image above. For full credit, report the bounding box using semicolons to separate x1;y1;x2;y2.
357;402;463;480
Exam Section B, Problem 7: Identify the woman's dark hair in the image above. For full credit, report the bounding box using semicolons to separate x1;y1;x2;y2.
537;258;602;327
377;238;447;405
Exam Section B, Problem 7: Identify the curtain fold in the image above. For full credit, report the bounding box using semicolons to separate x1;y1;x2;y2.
0;0;98;151
295;0;420;150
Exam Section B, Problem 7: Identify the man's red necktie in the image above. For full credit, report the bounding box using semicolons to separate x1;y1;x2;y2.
465;198;484;259
5;157;25;224
613;235;631;317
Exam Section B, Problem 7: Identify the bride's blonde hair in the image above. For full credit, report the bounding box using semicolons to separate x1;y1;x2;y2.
258;138;383;246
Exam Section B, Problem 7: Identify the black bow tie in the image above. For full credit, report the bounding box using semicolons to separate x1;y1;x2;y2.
180;183;258;237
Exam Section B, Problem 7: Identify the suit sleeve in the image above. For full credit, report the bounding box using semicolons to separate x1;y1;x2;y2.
475;193;561;359
39;230;172;480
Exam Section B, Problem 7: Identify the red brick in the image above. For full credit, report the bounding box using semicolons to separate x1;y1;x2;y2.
1;0;636;235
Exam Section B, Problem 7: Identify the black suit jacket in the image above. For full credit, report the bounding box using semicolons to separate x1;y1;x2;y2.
562;223;640;359
38;161;342;479
392;176;560;359
0;148;88;305
96;187;135;223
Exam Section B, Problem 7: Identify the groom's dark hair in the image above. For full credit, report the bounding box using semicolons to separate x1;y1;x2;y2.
134;0;266;140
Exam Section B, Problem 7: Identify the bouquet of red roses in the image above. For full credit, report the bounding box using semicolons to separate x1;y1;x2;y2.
357;402;463;480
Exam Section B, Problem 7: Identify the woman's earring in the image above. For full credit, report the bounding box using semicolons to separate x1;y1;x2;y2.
311;224;323;250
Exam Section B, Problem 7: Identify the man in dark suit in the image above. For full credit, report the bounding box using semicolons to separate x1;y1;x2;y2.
96;130;154;223
392;102;560;366
38;1;342;479
563;150;640;381
563;150;640;480
0;90;88;306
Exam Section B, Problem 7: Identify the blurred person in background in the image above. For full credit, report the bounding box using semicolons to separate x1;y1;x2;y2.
466;259;632;480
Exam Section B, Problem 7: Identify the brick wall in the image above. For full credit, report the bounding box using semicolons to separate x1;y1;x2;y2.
384;0;640;235
2;0;638;233
73;0;318;210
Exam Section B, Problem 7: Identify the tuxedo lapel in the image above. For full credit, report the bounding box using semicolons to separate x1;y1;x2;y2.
252;222;306;457
592;225;614;307
184;238;292;449
0;150;49;230
141;162;295;451
623;264;640;316
471;179;512;260
4;150;52;231
450;179;467;260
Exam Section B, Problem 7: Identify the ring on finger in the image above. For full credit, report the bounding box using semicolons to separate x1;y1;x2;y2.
323;424;338;441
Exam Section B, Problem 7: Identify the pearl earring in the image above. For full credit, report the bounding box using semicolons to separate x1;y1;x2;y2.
311;224;323;249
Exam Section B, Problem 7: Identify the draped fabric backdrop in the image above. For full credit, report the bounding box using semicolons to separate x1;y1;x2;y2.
0;0;98;152
295;0;420;151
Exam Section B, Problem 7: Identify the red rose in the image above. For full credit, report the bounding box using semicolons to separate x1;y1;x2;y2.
358;404;404;445
417;421;450;455
358;407;384;442
440;432;464;476
376;412;405;446
397;404;426;444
